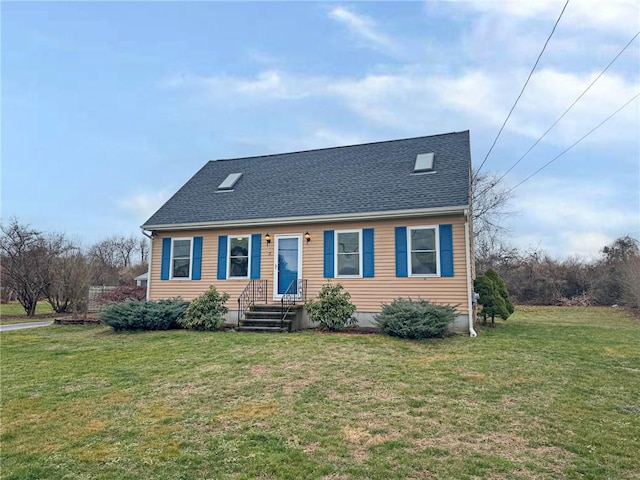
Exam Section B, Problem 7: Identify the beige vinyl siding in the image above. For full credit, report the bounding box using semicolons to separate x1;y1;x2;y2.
149;214;470;314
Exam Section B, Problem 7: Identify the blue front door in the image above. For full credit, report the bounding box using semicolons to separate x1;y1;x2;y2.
277;237;299;295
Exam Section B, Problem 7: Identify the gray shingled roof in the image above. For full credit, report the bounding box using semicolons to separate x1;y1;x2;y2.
142;131;471;228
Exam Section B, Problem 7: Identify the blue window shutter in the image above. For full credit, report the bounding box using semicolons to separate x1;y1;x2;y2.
362;228;374;278
439;224;454;277
161;238;171;280
323;230;335;278
217;235;228;280
250;233;261;279
192;237;203;280
395;227;408;277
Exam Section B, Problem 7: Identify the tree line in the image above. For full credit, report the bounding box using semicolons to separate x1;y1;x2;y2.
1;219;148;316
476;235;640;310
472;172;639;311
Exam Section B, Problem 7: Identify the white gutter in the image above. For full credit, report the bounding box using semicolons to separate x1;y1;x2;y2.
142;205;469;231
463;209;477;338
140;228;153;301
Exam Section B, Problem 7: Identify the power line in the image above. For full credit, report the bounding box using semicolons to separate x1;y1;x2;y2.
495;30;640;183
474;29;640;200
506;92;639;194
474;0;570;179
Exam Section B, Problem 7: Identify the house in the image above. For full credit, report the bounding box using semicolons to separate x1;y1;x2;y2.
141;131;477;336
134;272;148;288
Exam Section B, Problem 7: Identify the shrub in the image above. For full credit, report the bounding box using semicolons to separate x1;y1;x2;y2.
95;285;146;304
100;298;189;332
375;299;456;339
485;269;514;315
305;282;357;331
475;268;513;324
178;286;230;331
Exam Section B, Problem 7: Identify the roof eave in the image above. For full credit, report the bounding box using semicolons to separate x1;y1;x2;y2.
141;205;469;231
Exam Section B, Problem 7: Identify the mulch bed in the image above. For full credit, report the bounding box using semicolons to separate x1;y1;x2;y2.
314;327;380;335
53;313;101;326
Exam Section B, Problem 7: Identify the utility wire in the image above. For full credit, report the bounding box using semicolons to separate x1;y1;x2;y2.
474;29;640;200
474;0;570;179
506;92;639;194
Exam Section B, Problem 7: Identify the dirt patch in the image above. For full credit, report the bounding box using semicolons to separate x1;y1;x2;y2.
341;425;402;461
251;365;267;377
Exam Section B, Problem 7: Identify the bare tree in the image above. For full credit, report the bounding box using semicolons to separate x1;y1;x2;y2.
45;250;90;313
471;171;514;247
621;254;640;310
138;237;149;265
113;235;137;268
88;235;149;285
591;236;640;306
0;220;67;316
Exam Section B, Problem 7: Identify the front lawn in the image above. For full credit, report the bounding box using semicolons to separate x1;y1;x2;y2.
0;301;54;324
1;307;638;479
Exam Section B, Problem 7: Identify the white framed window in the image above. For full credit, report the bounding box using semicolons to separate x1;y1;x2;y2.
228;235;251;278
335;230;362;277
171;238;193;279
408;226;440;276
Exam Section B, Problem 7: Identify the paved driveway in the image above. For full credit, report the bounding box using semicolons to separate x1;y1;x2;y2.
0;321;54;332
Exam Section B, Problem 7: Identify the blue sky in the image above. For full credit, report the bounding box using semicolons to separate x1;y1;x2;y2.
2;1;639;258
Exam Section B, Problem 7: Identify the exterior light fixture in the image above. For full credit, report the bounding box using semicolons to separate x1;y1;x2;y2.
265;233;271;245
304;232;311;243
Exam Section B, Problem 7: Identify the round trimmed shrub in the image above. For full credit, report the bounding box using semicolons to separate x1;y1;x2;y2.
305;282;357;331
375;298;456;339
177;286;229;331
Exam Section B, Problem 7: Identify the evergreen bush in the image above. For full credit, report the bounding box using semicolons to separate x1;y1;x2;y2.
375;298;456;339
305;282;357;331
475;268;514;324
178;286;229;331
100;298;189;331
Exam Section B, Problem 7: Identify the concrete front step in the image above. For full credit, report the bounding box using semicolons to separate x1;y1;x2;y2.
244;311;295;321
248;304;304;313
241;318;292;327
239;304;302;333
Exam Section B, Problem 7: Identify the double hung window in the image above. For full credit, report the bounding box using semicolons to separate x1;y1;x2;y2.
228;236;250;278
171;239;192;278
336;230;362;277
408;226;438;276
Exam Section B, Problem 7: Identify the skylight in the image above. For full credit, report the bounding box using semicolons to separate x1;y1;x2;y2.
414;153;434;172
217;173;243;191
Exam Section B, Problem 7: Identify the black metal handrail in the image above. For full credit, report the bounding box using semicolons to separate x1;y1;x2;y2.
237;279;268;327
280;279;307;329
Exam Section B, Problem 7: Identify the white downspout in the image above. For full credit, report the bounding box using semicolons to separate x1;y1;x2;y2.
463;209;477;338
140;228;153;301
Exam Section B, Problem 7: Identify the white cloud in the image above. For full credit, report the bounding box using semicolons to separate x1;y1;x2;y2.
162;70;329;102
328;6;396;52
513;176;640;258
119;190;171;221
463;0;640;33
162;66;639;146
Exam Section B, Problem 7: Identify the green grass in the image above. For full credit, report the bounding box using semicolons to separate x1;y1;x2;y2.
1;306;639;479
0;301;54;324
